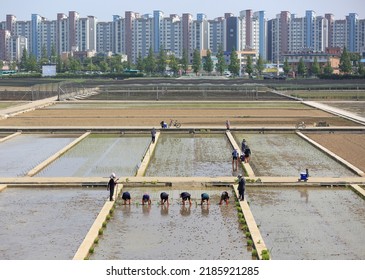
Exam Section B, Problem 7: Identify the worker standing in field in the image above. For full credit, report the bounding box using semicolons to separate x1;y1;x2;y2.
237;174;246;201
226;120;230;130
232;148;239;171
107;173;118;201
151;127;156;143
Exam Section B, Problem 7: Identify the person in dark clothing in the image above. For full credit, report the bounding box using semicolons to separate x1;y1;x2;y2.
180;192;192;205
219;191;230;205
244;146;251;163
160;192;169;205
241;139;247;154
142;193;152;205
232;148;239;171
201;193;210;205
121;191;131;205
237;174;246;201
151;128;156;143
107;173;118;201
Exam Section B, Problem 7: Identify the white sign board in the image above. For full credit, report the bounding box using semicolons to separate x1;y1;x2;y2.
42;65;56;77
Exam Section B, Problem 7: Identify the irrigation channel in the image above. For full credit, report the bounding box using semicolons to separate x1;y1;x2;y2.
0;129;364;260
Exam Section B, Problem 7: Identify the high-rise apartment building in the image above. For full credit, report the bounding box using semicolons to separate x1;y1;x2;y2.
97;21;112;53
132;14;153;63
208;17;224;54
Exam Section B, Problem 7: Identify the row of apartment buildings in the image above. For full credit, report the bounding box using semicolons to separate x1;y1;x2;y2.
1;10;365;65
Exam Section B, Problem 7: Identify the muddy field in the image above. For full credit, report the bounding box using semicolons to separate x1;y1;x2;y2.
91;187;251;260
304;132;365;172
0;101;357;127
246;186;365;260
0;187;106;260
322;101;365;118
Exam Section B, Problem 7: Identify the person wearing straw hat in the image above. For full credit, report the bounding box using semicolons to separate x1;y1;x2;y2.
107;173;118;201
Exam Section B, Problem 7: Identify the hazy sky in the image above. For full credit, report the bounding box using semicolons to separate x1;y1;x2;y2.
2;0;364;21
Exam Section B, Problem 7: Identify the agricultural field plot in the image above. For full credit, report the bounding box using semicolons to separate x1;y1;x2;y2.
90;187;251;260
36;134;151;177
0;101;357;127
304;132;365;172
246;186;365;260
0;187;106;260
0;133;78;177
321;101;365;118
145;133;242;177
233;133;356;177
0;101;27;110
284;90;365;101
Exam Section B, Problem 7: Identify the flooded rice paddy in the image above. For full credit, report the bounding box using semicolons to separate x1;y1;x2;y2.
0;187;106;259
246;186;365;260
145;133;242;177
36;134;151;177
91;187;251;260
0;134;77;177
234;133;356;177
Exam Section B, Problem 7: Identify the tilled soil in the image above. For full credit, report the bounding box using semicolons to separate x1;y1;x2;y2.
304;133;365;172
0;106;357;127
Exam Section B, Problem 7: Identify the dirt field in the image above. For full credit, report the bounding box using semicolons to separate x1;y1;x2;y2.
304;133;365;172
0;101;358;127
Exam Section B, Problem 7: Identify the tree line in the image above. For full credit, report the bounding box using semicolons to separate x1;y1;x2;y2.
7;44;364;78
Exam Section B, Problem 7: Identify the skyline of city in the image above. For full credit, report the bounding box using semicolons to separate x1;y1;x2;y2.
1;3;364;67
2;0;364;21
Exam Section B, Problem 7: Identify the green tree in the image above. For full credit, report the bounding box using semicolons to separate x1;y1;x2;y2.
255;55;264;76
69;57;82;72
99;60;110;72
144;47;156;75
203;49;213;73
339;47;352;74
215;45;226;75
26;53;38;72
192;49;201;75
0;60;4;70
9;61;17;71
297;57;306;77
19;48;28;71
323;59;333;75
56;55;63;73
311;57;320;76
50;44;57;64
136;52;144;72
245;55;254;77
358;60;365;75
39;45;49;65
228;48;240;76
157;48;167;74
110;55;122;73
283;58;291;75
180;49;189;74
168;54;179;76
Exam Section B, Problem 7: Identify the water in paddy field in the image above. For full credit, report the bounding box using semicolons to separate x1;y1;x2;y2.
145;133;243;177
246;186;365;260
0;187;106;260
37;134;151;177
91;187;251;260
0;134;77;177
234;133;356;177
